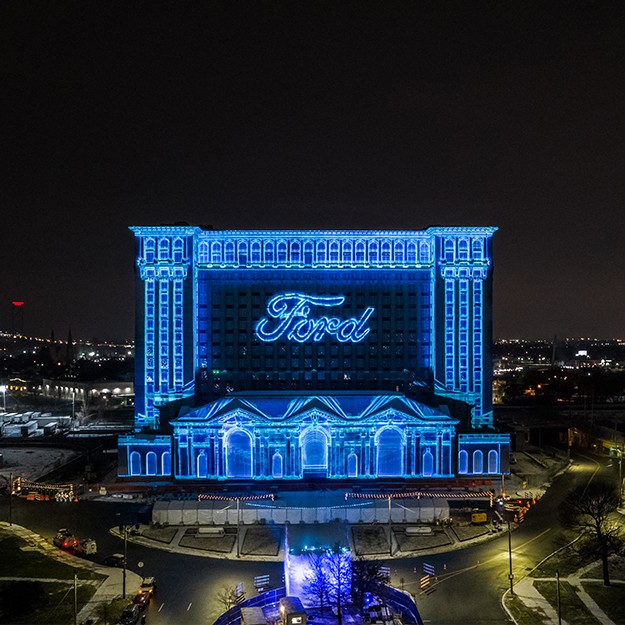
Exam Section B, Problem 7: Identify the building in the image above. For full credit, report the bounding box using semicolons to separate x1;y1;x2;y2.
119;226;510;481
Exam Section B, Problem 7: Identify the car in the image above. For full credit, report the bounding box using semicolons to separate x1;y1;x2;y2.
139;576;157;595
53;528;77;550
103;553;126;568
117;603;140;624
132;591;150;611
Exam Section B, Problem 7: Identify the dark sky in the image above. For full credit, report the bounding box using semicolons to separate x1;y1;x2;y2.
2;1;625;342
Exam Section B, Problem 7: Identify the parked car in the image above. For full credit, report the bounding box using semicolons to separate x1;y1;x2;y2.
103;553;126;568
75;538;97;558
132;591;150;611
139;576;157;595
117;603;140;624
53;529;77;550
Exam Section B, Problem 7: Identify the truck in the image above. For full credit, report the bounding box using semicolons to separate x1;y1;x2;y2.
75;538;98;558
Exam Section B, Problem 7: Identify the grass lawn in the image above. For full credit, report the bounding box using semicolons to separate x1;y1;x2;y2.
0;580;97;625
582;582;625;624
241;526;282;556
534;580;602;625
141;525;178;544
352;526;388;555
0;531;105;582
503;593;550;625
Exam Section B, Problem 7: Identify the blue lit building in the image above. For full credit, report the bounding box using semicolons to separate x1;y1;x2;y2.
119;226;510;480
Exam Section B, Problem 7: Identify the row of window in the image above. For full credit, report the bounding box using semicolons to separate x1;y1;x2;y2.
196;238;432;266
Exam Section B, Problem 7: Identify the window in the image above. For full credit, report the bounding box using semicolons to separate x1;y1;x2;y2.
458;449;468;474
198;241;210;264
146;451;157;476
129;451;142;476
376;428;403;476
301;428;328;471
173;238;184;263
422;448;434;477
144;238;155;263
347;452;358;478
226;430;253;477
197;450;208;478
272;452;283;478
488;450;498;474
473;450;484;474
211;241;223;263
158;238;170;260
161;451;171;475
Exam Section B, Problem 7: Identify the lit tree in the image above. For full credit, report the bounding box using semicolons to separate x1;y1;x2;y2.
216;585;244;610
560;479;624;586
324;543;352;625
351;555;390;616
303;551;332;614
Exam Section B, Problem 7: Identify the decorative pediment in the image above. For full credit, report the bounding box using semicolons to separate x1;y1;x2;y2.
172;391;458;428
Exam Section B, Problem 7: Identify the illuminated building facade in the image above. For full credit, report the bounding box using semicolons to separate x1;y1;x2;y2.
119;226;510;480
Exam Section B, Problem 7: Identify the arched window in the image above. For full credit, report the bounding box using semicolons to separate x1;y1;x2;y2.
198;241;210;264
444;239;455;263
158;238;170;260
316;241;327;263
277;240;288;263
301;428;328;471
376;428;403;477
381;241;391;262
211;241;222;263
422;448;434;477
368;240;379;263
264;240;275;263
347;452;358;478
418;241;429;264
472;238;483;260
458;238;469;261
329;241;340;263
144;238;155;263
197;450;208;478
406;241;417;263
237;240;248;264
161;451;171;475
291;241;301;264
146;451;157;476
129;451;142;476
251;240;262;263
303;241;314;265
473;450;484;474
355;240;366;262
272;452;283;478
393;241;404;264
225;241;236;263
458;449;468;474
226;430;253;478
343;241;353;263
173;238;184;263
488;450;498;474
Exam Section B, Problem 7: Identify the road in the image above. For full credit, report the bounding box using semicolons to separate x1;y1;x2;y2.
0;451;612;625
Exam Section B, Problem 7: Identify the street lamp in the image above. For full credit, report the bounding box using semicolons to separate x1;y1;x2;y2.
0;385;6;412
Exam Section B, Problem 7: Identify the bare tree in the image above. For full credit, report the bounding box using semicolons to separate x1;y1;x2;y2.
216;585;242;611
560;479;624;585
304;551;332;614
351;555;390;616
324;543;352;625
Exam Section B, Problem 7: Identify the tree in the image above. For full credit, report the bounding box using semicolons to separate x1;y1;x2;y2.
351;556;390;616
304;551;332;614
323;543;352;625
560;479;624;585
216;585;244;611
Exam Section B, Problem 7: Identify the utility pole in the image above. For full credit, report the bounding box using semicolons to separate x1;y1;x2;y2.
556;570;561;625
8;472;12;526
388;495;392;556
122;525;128;599
507;519;514;594
236;498;241;559
73;573;78;625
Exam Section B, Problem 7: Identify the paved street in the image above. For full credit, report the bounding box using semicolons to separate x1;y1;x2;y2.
0;450;618;625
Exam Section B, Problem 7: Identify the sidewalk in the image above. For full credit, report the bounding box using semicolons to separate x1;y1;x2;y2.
0;521;142;625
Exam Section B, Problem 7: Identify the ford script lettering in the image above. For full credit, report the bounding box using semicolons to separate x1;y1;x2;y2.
255;293;375;343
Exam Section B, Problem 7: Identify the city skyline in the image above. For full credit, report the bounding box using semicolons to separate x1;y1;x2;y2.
3;2;625;341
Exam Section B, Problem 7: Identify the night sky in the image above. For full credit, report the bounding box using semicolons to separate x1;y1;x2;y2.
3;1;625;342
